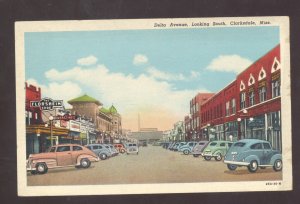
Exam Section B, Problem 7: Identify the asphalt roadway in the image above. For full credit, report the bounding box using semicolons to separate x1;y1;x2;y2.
27;145;282;186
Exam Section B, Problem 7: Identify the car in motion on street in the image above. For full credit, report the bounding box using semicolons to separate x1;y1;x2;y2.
224;139;282;173
191;141;209;157
202;140;233;161
125;143;139;155
27;144;99;175
86;144;112;160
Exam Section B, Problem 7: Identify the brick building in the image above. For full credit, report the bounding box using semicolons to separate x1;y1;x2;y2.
199;45;282;151
185;93;214;141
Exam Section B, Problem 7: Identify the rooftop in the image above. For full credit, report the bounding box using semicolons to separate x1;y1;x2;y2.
68;94;102;106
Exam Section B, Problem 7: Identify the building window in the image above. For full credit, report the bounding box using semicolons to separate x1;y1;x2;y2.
259;86;267;102
272;80;280;98
226;101;230;116
231;98;236;114
240;92;246;109
249;91;255;106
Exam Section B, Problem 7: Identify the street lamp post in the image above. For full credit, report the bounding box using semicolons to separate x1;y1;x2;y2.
49;115;54;147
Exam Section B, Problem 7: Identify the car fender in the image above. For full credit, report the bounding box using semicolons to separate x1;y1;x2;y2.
212;150;223;156
244;155;261;165
270;154;282;165
76;154;98;165
31;158;57;168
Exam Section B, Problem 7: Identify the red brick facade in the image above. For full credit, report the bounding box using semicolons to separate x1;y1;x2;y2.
25;82;42;125
198;45;282;150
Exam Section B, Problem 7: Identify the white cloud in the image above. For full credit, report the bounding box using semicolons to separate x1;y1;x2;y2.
133;54;148;65
146;67;186;81
44;66;209;118
26;78;82;108
206;55;252;74
77;55;98;66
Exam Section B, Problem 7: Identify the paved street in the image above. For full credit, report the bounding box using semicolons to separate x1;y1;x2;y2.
27;145;282;186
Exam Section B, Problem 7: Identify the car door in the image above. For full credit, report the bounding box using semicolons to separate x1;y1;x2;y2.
262;142;273;165
249;142;264;164
71;145;84;164
56;145;73;166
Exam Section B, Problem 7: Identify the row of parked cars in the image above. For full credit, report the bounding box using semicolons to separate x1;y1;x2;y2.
26;142;139;175
162;139;282;173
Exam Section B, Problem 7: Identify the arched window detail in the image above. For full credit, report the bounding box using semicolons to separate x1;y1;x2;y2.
258;67;266;81
240;80;246;91
271;57;281;73
248;73;255;86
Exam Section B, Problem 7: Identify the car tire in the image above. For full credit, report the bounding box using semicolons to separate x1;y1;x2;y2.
215;153;222;161
120;149;125;154
36;163;48;174
193;154;200;157
80;158;91;169
204;156;211;161
30;170;37;175
99;153;108;160
248;160;259;173
227;164;238;171
273;159;282;172
183;150;190;155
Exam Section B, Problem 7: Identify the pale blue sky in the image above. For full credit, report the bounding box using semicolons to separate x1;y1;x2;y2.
25;27;279;92
24;26;280;130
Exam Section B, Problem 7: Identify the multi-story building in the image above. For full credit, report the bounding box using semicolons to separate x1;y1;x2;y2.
68;94;122;143
185;93;214;141
200;45;282;151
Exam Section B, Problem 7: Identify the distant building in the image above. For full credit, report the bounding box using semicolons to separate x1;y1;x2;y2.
185;93;214;141
68;94;122;143
129;129;163;144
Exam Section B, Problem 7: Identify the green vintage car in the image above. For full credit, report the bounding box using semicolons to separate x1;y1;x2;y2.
202;140;233;161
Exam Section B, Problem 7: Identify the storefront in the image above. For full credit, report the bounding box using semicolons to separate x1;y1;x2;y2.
214;124;225;141
224;121;238;142
69;120;81;144
26;124;69;156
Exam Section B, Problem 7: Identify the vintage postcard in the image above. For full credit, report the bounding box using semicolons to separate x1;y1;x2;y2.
15;16;292;196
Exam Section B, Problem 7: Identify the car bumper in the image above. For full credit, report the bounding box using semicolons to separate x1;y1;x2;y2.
224;160;250;166
202;153;212;157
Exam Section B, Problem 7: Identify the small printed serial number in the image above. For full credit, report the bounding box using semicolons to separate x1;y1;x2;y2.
266;182;282;186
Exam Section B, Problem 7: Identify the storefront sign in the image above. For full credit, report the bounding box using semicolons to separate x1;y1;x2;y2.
54;115;76;121
30;97;63;111
69;120;80;132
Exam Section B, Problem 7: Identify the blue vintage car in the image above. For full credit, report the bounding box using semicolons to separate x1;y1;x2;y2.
178;141;198;155
224;139;282;173
191;141;209;157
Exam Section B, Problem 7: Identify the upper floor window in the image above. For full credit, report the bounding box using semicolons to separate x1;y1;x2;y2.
272;79;280;98
249;91;255;106
226;101;230;116
231;98;236;114
240;92;246;109
259;86;267;102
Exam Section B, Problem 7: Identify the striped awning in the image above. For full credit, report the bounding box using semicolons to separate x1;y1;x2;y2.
26;124;69;136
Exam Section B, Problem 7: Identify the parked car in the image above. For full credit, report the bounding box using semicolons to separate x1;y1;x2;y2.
178;141;198;155
108;144;119;156
27;144;99;174
191;141;209;157
173;142;186;151
125;143;139;155
168;142;176;150
224;139;282;173
86;144;112;160
114;143;126;154
202;140;233;161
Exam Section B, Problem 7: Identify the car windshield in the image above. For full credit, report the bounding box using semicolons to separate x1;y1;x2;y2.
210;142;217;146
234;142;246;147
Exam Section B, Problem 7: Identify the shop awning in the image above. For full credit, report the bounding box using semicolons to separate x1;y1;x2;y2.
26;124;69;136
